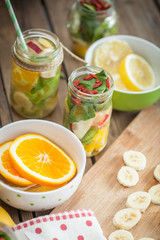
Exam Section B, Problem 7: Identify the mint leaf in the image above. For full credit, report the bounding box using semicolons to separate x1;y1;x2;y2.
79;70;108;94
82;3;96;11
79;78;95;91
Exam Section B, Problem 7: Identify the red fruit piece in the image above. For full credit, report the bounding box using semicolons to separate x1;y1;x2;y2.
92;112;109;129
71;96;81;105
83;75;93;80
106;77;110;89
27;41;42;54
93;81;103;89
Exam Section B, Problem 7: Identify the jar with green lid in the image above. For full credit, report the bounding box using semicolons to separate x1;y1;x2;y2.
67;0;118;58
0;222;17;240
11;29;63;118
63;66;114;157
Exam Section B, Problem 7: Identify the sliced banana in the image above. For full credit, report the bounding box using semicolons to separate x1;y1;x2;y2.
117;166;139;187
153;164;160;182
13;91;33;110
148;184;160;204
40;67;57;78
108;229;134;240
123;150;146;171
126;191;151;212
113;208;141;230
139;238;155;240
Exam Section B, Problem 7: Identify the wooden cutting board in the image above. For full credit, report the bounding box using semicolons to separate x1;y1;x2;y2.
51;105;160;239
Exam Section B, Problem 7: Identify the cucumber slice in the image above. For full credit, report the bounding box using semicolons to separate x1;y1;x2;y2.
69;104;95;122
81;127;98;145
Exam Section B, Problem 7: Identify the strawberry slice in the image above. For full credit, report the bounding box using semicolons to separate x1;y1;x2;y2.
27;41;42;54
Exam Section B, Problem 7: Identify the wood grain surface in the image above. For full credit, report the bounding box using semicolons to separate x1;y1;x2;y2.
51;105;160;239
0;0;160;224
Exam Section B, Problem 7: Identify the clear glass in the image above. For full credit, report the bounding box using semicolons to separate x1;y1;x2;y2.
0;222;17;240
11;29;63;118
63;66;114;157
67;0;118;58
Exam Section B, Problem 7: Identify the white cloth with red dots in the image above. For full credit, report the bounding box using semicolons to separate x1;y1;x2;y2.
12;209;107;240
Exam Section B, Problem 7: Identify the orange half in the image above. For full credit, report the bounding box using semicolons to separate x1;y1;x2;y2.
9;134;77;186
0;141;33;186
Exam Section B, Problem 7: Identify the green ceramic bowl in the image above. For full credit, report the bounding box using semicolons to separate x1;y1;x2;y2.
85;35;160;111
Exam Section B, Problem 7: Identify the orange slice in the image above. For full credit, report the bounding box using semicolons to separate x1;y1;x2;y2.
12;61;39;91
9;134;77;186
0;141;33;186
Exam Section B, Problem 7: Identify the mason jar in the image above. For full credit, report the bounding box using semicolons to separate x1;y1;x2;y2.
63;66;114;157
67;0;118;58
0;222;17;240
11;29;63;118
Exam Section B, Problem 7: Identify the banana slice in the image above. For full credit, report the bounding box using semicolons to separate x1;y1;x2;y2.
139;238;155;240
13;91;33;110
123;150;146;171
154;164;160;182
40;67;57;78
126;191;151;212
117;166;139;187
108;230;134;240
113;208;141;230
148;184;160;204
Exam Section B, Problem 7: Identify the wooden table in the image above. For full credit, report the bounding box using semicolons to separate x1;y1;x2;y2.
0;0;160;226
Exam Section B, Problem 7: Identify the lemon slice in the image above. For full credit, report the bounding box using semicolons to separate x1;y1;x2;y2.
119;53;156;91
112;74;129;91
92;40;133;75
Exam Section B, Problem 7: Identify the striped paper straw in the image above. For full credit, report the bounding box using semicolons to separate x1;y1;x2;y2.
5;0;27;51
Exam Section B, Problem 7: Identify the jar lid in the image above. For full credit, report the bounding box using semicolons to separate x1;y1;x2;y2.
12;29;64;72
12;43;63;72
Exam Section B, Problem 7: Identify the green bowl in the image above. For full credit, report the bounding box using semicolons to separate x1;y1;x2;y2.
85;35;160;111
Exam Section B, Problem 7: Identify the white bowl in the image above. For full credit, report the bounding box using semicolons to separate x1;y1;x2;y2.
0;120;86;211
85;35;160;111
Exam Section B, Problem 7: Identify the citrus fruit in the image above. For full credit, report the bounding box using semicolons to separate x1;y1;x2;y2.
12;62;39;91
0;206;15;227
0;141;33;186
93;40;133;75
9;134;77;186
112;73;129;91
119;53;156;91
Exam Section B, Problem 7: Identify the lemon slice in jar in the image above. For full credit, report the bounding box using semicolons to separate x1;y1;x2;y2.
92;40;133;75
119;53;156;91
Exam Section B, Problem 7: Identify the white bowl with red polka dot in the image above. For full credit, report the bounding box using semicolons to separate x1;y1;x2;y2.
0;120;86;211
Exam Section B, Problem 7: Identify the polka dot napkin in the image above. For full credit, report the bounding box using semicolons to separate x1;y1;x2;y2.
12;209;107;240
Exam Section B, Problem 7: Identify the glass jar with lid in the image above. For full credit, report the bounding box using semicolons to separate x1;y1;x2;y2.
63;66;114;157
11;29;63;118
67;0;118;58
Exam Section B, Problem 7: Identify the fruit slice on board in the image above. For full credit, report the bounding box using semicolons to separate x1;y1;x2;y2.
113;208;141;230
154;164;160;182
93;40;133;75
9;134;77;186
0;141;33;186
123;150;146;171
119;53;156;91
148;184;160;205
117;166;139;187
126;191;151;212
108;229;134;240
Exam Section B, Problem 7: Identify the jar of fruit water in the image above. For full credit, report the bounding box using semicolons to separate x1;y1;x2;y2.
67;0;118;58
11;29;63;118
0;222;17;240
63;66;114;157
